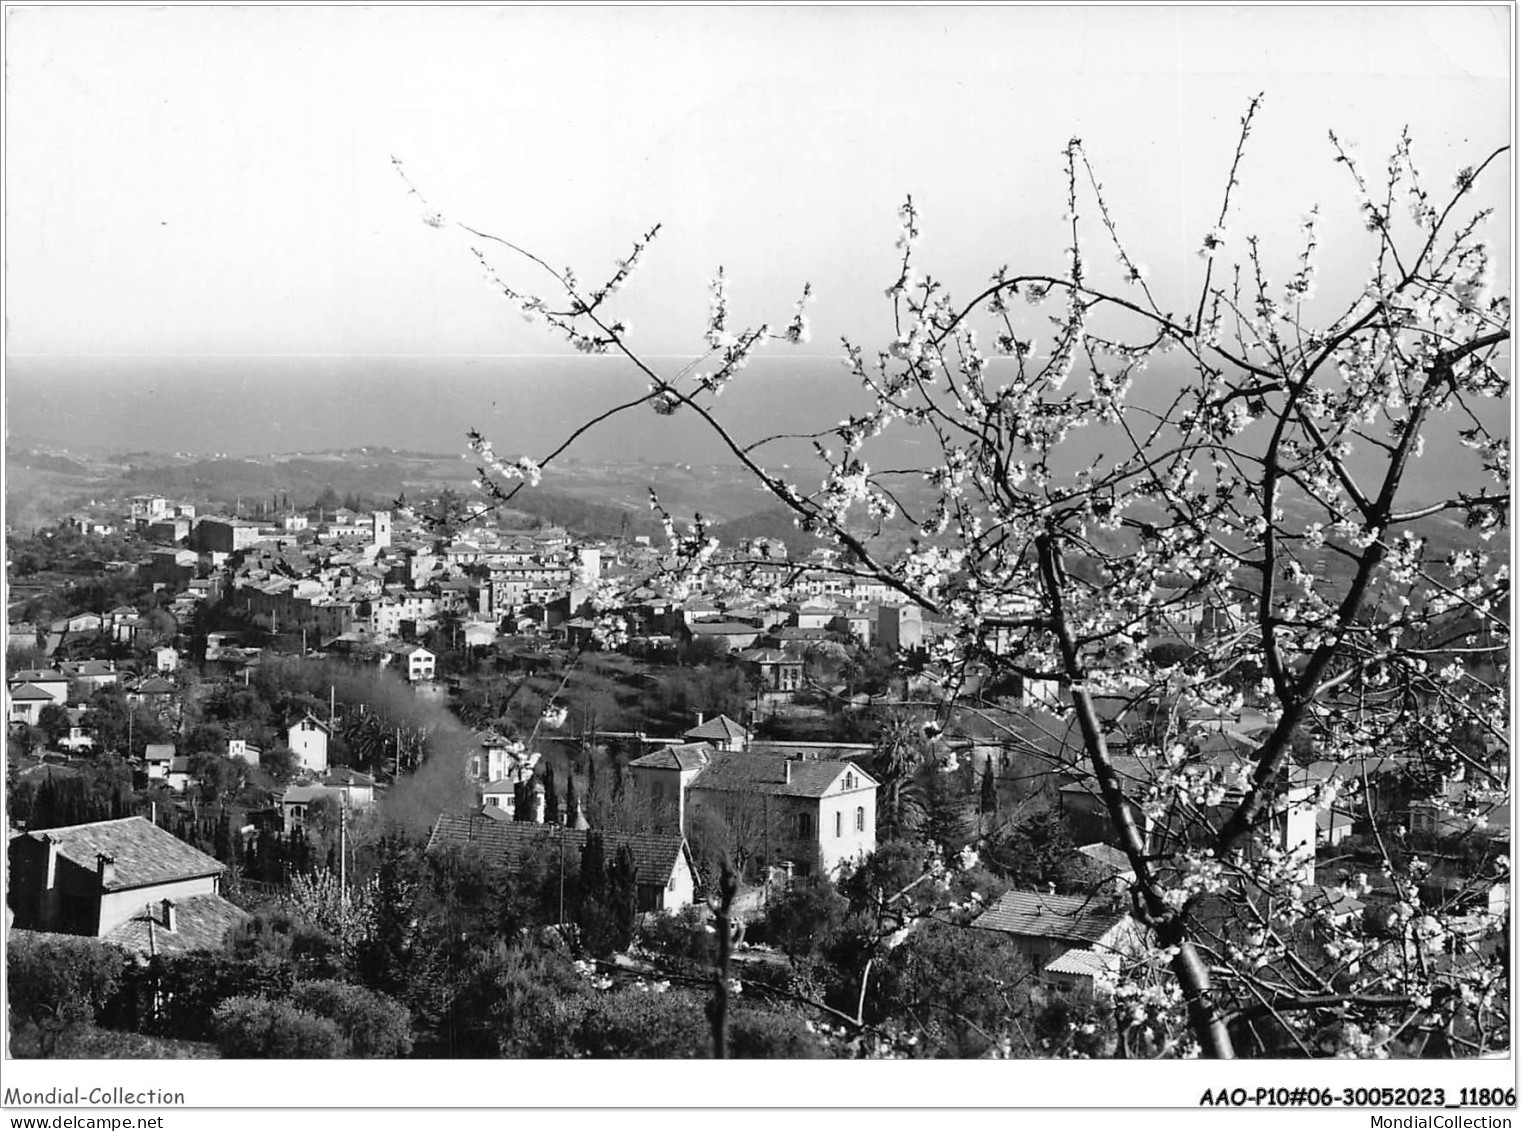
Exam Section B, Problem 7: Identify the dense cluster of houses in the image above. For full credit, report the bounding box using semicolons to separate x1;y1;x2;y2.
6;490;1508;1010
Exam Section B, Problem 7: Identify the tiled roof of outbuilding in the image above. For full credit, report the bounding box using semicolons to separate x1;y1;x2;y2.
102;893;249;956
428;813;687;886
630;742;714;772
971;890;1125;944
684;714;748;743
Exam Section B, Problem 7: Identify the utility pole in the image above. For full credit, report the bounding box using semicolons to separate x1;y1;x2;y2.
339;804;348;906
558;827;566;926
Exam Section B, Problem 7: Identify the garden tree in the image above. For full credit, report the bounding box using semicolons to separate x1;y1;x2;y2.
575;833;638;956
511;781;533;823
24;762;134;831
225;908;344;981
351;835;425;1001
445;937;590;1057
10;724;44;758
920;770;970;857
281;869;380;955
872;920;1037;1058
185;720;230;757
288;980;414;1058
5;637;46;670
303;793;344;864
260;744;298;785
984;804;1099;895
214;808;235;865
189;751;244;807
210;996;347;1058
6;934;128;1057
416;101;1509;1059
80;687;169;760
762;878;850;964
424;486;471;538
682;794;773;885
36;702;73;748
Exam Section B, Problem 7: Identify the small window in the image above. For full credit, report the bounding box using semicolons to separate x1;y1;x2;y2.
798;813;813;838
844;772;856;789
835;811;842;838
856;806;865;832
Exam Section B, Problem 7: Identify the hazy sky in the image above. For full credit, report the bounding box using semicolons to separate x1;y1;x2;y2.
5;6;1511;361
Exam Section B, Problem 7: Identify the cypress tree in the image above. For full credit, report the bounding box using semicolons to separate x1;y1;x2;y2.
544;766;561;826
922;771;968;857
564;774;580;827
607;844;638;950
979;758;998;817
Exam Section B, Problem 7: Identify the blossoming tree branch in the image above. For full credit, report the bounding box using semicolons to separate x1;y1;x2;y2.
401;98;1510;1059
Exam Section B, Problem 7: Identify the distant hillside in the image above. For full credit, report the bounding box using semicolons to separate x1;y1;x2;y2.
710;506;827;558
117;457;414;510
11;452;92;475
503;489;661;540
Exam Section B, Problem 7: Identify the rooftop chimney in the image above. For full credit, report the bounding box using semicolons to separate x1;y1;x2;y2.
43;835;58;890
784;761;792;785
696;711;705;727
161;899;177;932
96;853;117;889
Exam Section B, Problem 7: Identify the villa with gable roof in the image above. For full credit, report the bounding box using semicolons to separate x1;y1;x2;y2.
7;817;247;955
686;750;877;878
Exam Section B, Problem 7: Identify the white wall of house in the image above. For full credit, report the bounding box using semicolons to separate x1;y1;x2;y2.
660;854;697;911
817;774;877;875
8;697;45;726
97;875;219;937
288;720;330;774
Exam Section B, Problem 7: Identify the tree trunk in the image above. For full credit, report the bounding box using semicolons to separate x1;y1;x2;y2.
709;860;738;1058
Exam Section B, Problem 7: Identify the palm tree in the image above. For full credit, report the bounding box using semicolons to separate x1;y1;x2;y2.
872;712;928;841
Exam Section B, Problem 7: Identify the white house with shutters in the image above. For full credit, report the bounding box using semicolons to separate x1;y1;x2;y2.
287;714;330;775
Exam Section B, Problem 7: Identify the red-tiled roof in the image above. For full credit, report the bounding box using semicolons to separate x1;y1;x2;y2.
1076;843;1134;878
102;893;249;956
684;715;748;744
8;683;54;701
21;817;224;891
747;741;874;761
630;742;713;772
1043;948;1111;977
971;890;1126;944
428;814;687;887
689;752;876;799
10;669;66;684
687;622;760;636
